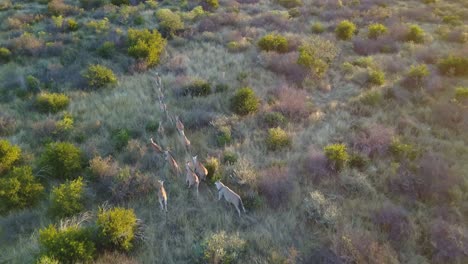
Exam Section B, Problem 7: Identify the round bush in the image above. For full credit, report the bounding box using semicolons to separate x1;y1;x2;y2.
335;20;357;40
0;139;21;174
39;225;95;263
454;87;468;103
0;166;44;214
311;22;325;34
0;47;11;62
155;9;184;37
184;80;211;97
202;231;246;263
230;87;260;116
97;207;137;252
368;23;387;39
97;41;115;59
127;28;166;67
257;34;289;53
277;0;302;8
35;92;70;113
368;69;385;86
405;24;425;43
323;143;349;172
222;151;238;164
205;157;221;184
263;112;286;128
266;127;291;151
83;64;117;88
39;142;83;179
438;55;468;76
49;177;86;218
216;126;232;146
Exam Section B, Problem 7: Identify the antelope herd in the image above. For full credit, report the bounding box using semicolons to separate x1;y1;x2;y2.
150;73;245;217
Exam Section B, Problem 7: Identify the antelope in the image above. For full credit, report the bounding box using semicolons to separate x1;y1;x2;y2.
192;155;207;181
157;180;167;212
175;115;184;134
185;161;199;195
149;138;163;154
158;121;164;136
215;181;246;217
164;150;180;177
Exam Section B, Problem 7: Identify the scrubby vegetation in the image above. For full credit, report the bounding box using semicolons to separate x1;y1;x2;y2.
1;0;467;263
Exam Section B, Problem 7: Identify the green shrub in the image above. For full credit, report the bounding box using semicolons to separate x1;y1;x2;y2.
406;64;429;87
311;22;325;34
202;231;246;264
368;69;385;86
335;20;357;40
155;9;184;37
368;23;387;39
222;151;238;164
0;166;44;214
454;87;468;103
49;177;86;218
0;139;21;174
36;92;70;113
39;142;83;180
203;0;219;10
36;255;59;264
112;129;130;151
97;207;137;252
0;47;11;62
83;64;117;88
438;55;468;76
360;90;383;106
205;157;221;184
442;15;462;26
405;24;425;43
297;36;339;78
55;113;74;134
277;0;302;8
67;19;78;31
127;28;166;67
230;87;260;116
39;225;95;263
86;18;109;33
26;75;40;90
134;15;145;25
263;112;286;127
324;143;349;172
257;33;289;53
97;41;116;59
389;139;419;161
184;80;211;97
111;0;130;5
266;127;291;151
216;126;232;146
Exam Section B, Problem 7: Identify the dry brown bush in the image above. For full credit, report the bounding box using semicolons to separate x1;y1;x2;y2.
303;146;331;183
273;86;311;121
261;52;308;84
352;124;395;157
430;219;468;264
10;33;44;56
372;202;413;245
258;167;295;209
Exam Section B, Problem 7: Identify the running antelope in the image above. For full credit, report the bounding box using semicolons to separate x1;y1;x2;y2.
192;155;207;181
149;138;163;154
164;150;180;177
157;180;167;212
215;181;246;217
175;115;184;134
185;161;199;195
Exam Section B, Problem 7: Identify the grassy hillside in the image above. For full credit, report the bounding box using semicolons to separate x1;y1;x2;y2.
0;0;467;263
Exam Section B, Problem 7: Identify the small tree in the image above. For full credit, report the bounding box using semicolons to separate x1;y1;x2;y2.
36;92;70;113
39;142;83;180
368;23;387;39
0;166;44;214
39;225;95;263
230;87;260;116
335;20;356;40
324;143;349;172
257;34;289;53
155;9;184;37
127;28;167;67
97;207;137;252
0;139;21;174
49;177;86;218
83;64;117;88
368;69;385;86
